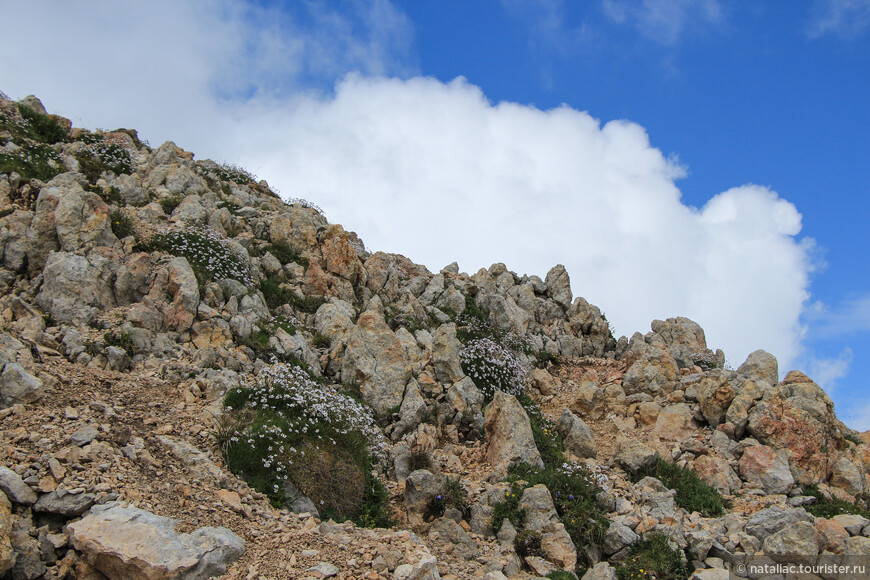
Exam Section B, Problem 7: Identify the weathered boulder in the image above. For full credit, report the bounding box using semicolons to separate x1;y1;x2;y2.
744;506;814;542
622;346;678;396
696;373;737;427
163;257;200;331
556;409;597;459
485;392;543;470
519;485;577;570
0;492;12;575
738;445;794;494
737;350;778;385
653;403;696;441
581;562;618;580
341;309;415;414
0;362;43;407
762;521;819;565
68;503;244;580
432;323;464;384
616;437;657;474
651;317;707;352
36;251;116;324
693;455;742;495
830;456;867;498
157;436;227;488
270;204;326;261
33;489;96;517
404;470;448;525
55;186;118;252
0;467;37;505
544;265;572;310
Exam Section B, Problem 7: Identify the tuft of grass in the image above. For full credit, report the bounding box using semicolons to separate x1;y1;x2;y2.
802;484;870;519
547;572;579;580
259;275;325;314
425;476;470;521
313;333;332;349
408;449;433;472
160;195;182;215
103;330;135;357
630;457;725;517
614;534;689;580
110;209;134;239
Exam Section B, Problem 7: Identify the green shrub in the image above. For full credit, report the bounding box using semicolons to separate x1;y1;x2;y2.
630;457;725;517
844;432;863;446
547;572;579;580
160;195;182;215
491;462;608;572
110;209;133;239
313;333;332;349
259;275;325;314
142;228;252;287
615;533;689;580
220;363;390;526
103;330;135;357
75;142;132;183
408;449;432;472
0;144;63;181
255;242;308;267
17;104;66;144
802;484;870;519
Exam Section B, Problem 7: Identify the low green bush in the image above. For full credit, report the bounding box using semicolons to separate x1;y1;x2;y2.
802;484;870;519
614;533;689;580
630;457;725;517
0;144;63;181
491;462;608;572
219;363;391;527
110;209;133;239
160;195;182;215
17;104;67;144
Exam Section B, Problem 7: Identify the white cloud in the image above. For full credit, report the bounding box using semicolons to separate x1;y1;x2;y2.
807;0;870;38
842;400;870;432
230;75;812;371
603;0;724;44
1;0;814;374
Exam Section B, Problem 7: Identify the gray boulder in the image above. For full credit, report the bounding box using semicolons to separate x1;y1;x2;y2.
744;506;814;542
33;489;96;517
485;391;543;470
36;251;117;324
737;350;779;385
0;362;43;407
556;409;597;459
0;467;37;505
69;503;244;580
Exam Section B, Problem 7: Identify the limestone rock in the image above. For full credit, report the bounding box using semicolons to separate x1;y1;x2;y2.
33;489;96;517
432;323;464;384
744;506;814;542
696;373;736;427
737;350;778;385
738;445;794;494
157;436;227;488
36;251;117;324
545;265;572;309
616;437;657;474
0;493;13;575
623;346;678;396
693;455;741;495
653;403;696;441
68;503;244;580
556;409;597;459
762;521;819;565
341;309;415;414
0;467;37;505
485;392;543;470
582;562;618;580
0;362;43;407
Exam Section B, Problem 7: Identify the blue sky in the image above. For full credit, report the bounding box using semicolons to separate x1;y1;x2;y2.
1;0;868;427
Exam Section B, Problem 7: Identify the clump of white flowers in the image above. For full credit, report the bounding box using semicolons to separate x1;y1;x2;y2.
148;227;253;285
459;337;527;399
285;197;325;216
220;363;387;518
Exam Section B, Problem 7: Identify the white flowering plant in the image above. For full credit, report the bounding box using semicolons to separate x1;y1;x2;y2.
219;363;392;525
143;227;253;286
460;337;527;400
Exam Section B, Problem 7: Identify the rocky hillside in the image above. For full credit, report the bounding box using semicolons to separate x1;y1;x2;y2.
1;92;869;580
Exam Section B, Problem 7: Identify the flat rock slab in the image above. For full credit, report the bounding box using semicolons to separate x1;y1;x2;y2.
69;503;244;580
